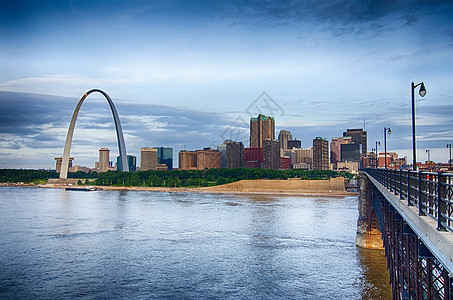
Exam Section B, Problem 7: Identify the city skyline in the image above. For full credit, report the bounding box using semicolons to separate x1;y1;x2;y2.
1;1;453;168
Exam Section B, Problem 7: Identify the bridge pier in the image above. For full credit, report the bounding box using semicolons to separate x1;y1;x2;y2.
356;172;383;249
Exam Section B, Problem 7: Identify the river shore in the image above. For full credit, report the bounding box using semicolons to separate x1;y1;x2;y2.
2;178;358;197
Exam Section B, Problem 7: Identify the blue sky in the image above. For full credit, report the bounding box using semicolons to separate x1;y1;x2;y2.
1;0;453;169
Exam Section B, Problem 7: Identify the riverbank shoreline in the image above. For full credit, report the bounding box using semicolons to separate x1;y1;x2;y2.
2;179;358;197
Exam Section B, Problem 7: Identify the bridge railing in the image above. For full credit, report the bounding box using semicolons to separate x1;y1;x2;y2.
365;168;453;232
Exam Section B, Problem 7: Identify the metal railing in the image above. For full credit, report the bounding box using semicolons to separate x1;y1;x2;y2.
365;168;453;232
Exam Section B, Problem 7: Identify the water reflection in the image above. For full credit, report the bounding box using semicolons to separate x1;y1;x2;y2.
357;247;392;299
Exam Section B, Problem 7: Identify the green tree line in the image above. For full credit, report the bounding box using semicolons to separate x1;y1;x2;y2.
1;168;352;187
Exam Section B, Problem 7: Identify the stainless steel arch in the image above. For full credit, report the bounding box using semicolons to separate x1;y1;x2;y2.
59;89;129;179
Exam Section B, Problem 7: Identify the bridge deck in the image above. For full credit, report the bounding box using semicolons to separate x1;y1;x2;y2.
365;171;453;274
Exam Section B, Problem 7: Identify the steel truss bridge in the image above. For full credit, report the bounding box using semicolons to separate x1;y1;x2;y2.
362;169;453;299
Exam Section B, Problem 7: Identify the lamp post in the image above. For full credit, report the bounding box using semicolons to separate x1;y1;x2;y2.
384;127;391;169
411;81;427;171
376;141;380;168
447;144;452;170
426;149;430;171
371;148;375;168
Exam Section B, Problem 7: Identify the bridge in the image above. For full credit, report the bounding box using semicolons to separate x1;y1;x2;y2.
357;169;453;299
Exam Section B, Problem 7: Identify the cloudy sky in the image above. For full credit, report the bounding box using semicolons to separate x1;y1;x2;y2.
1;0;453;169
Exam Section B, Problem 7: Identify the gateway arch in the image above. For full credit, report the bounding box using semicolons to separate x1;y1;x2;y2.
59;89;129;179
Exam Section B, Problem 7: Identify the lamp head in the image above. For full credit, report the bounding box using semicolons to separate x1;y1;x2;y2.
419;82;426;97
388;128;392;135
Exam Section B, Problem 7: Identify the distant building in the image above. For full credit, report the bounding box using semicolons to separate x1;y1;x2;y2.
55;157;74;173
293;163;311;170
117;155;136;172
343;128;367;158
280;157;291;169
250;114;275;148
378;152;400;168
217;143;227;168
313;137;329;170
263;140;280;169
278;130;293;151
287;139;301;149
179;151;198;170
156;164;168;171
225;140;244;168
341;143;361;163
178;148;221;170
153;147;173;170
69;165;91;173
293;148;313;169
244;147;263;168
99;148;110;173
141;148;158;171
366;151;378;168
336;161;359;174
330;137;351;165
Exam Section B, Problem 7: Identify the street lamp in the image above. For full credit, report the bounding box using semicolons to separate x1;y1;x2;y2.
426;149;430;163
411;81;427;171
447;144;452;170
376;141;381;168
426;149;431;171
384;127;391;169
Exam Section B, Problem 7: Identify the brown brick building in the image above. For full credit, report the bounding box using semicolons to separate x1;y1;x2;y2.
179;148;221;170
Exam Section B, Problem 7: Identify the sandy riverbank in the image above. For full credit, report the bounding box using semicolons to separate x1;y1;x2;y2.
36;178;358;197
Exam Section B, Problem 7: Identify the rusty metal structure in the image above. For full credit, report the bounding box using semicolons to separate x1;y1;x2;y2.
364;169;453;299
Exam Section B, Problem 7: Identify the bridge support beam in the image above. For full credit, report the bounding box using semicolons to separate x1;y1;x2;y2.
356;172;383;249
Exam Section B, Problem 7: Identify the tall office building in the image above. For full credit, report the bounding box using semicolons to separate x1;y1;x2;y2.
278;130;293;151
141;148;158;171
341;143;361;162
117;155;136;172
217;143;227;168
225;140;244;168
330;136;352;165
313;137;329;170
287;139;302;149
343;129;367;158
263;139;280;169
153;147;173;170
99;148;110;173
293;148;313;168
250;114;275;148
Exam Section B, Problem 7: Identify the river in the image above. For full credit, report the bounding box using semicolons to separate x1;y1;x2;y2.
0;187;391;299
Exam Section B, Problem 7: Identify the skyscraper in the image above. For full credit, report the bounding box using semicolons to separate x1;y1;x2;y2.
141;147;158;171
117;155;136;172
330;136;352;165
250;114;275;148
313;137;329;170
278;130;293;151
225;140;244;168
153;147;173;170
99;148;110;173
263;139;280;169
343;129;367;158
341;143;361;162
